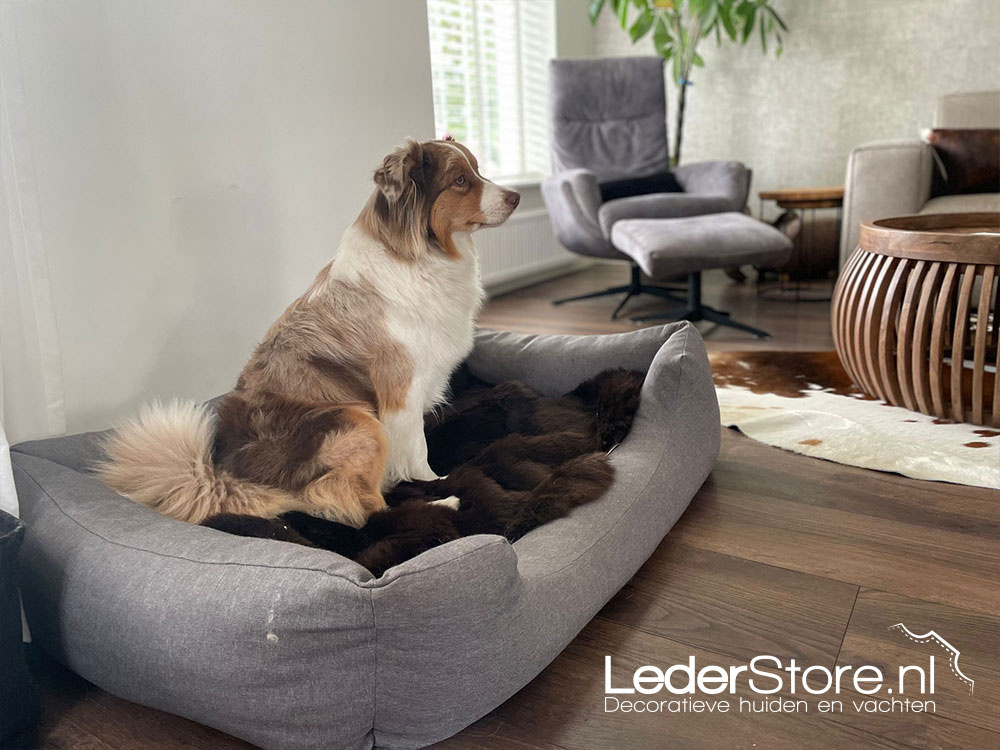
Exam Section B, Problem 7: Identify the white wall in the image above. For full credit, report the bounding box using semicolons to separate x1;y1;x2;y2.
4;0;436;435
595;0;1000;216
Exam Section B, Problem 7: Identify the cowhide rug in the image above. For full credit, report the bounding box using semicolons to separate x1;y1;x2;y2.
710;351;1000;490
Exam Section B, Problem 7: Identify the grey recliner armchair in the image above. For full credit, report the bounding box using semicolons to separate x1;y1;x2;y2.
542;56;751;318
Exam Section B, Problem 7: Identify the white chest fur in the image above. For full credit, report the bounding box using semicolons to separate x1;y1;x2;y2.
327;227;484;483
379;231;484;409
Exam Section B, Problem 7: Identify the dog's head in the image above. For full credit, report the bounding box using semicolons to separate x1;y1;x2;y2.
362;137;519;260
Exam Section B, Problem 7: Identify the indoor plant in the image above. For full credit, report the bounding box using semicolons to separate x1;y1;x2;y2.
591;0;787;164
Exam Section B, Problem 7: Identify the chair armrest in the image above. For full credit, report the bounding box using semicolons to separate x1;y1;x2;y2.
841;140;933;266
598;194;735;236
674;160;751;208
541;170;620;259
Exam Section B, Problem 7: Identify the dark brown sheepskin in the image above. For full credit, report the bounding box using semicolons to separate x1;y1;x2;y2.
203;367;644;576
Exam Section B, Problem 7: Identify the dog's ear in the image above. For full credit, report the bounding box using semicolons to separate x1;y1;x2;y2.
374;139;425;203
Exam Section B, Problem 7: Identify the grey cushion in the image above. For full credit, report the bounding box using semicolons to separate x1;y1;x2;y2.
11;323;719;750
549;57;670;182
920;192;1000;214
674;160;752;209
611;212;793;279
599;193;737;237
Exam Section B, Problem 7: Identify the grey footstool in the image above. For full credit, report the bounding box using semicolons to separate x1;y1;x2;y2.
11;323;719;750
612;212;793;338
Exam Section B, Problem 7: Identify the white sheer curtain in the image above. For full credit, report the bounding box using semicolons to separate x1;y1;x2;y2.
0;6;67;517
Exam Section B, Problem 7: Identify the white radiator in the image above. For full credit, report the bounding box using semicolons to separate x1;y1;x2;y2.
476;208;581;293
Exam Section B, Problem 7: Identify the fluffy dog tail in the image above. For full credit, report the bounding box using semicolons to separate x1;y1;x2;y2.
94;400;296;523
504;452;615;541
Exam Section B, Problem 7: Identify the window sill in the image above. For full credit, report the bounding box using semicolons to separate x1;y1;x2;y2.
497;174;546;190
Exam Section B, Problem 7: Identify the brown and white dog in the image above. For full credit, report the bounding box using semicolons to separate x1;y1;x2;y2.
96;138;519;527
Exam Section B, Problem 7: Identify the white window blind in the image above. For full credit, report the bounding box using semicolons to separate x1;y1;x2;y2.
427;0;555;183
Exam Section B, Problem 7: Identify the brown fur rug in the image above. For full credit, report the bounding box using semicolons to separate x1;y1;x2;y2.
203;367;644;575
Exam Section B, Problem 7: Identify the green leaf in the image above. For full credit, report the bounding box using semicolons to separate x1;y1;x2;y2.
588;0;606;24
693;51;705;66
699;2;719;33
767;5;789;32
760;17;767;52
615;0;630;28
719;5;737;39
737;1;756;43
671;52;682;85
630;10;654;41
653;15;674;57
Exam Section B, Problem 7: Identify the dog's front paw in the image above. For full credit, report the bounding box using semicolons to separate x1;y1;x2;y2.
430;495;460;510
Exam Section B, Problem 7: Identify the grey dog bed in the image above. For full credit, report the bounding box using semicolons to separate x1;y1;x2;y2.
11;323;719;750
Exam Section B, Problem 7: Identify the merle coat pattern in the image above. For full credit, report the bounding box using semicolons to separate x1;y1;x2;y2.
203;368;644;576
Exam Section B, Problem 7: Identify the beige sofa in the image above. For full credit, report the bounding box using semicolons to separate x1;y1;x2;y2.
840;91;1000;266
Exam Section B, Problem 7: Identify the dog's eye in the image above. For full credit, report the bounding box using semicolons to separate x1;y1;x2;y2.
454;175;467;186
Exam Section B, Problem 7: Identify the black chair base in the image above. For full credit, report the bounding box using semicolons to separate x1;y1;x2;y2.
552;264;685;319
629;271;772;339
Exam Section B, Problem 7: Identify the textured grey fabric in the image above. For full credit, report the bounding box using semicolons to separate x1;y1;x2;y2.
12;453;375;750
920;192;1000;214
14;430;107;475
611;213;793;279
540;168;622;259
674;160;752;208
549;57;670;182
599;194;737;237
467;323;688;395
11;323;719;750
840;140;934;266
372;323;718;747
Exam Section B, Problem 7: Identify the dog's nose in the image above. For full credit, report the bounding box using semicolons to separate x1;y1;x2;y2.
504;190;520;209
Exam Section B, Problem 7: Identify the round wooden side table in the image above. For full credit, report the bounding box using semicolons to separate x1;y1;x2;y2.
832;212;999;427
758;186;843;301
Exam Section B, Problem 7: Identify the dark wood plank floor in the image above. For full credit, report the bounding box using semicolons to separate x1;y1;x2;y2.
25;266;999;750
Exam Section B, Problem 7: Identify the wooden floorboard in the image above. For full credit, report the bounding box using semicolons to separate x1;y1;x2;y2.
670;448;1000;616
26;266;999;749
837;589;1000;734
595;542;859;668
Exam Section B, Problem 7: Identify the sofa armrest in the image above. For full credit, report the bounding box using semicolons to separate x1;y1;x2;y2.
597;194;736;236
841;140;933;266
541;169;620;259
674;160;751;208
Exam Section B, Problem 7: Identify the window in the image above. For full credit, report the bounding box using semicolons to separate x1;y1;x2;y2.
427;0;555;183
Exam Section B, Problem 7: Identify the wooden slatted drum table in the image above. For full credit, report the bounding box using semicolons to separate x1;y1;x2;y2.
832;212;1000;427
